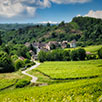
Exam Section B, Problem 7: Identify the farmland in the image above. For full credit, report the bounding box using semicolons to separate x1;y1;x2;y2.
0;60;102;101
0;77;102;102
32;60;102;79
66;45;102;54
0;71;31;90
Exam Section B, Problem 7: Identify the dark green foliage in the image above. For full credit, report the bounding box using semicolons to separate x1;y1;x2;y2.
15;79;30;88
38;50;47;62
70;50;78;61
98;48;102;59
77;48;86;60
1;17;102;45
50;44;56;50
63;50;71;61
0;51;14;73
24;59;30;64
29;44;37;54
86;54;97;60
15;59;25;71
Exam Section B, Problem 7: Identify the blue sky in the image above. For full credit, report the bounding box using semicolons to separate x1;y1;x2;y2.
0;0;102;23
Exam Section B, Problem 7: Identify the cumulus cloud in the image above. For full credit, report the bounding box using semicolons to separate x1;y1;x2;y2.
84;10;102;19
0;0;91;18
0;0;50;18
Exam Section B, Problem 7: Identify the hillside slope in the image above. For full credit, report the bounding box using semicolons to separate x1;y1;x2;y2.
1;17;102;46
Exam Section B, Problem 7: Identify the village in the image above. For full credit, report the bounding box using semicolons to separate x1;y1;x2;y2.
24;40;76;59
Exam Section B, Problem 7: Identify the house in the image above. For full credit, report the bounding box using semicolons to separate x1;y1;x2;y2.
32;42;47;54
45;41;59;50
61;41;68;49
25;42;30;47
70;40;76;48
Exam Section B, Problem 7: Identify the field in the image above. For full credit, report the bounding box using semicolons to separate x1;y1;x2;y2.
0;77;102;102
66;45;102;54
32;60;102;79
0;59;102;101
0;71;31;90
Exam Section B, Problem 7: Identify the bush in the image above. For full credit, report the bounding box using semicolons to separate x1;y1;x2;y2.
70;50;78;61
0;51;14;73
38;50;46;62
11;55;18;61
24;59;30;64
15;59;25;71
15;79;30;88
77;48;86;60
98;48;102;59
86;54;97;60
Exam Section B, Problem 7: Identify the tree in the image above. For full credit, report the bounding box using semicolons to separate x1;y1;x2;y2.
98;48;102;59
70;50;78;61
0;51;14;73
77;48;86;60
38;50;47;62
47;22;50;27
15;59;25;71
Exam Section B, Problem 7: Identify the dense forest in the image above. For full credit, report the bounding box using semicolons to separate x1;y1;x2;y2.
0;16;102;46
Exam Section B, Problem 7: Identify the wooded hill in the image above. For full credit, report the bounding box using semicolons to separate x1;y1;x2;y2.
1;16;102;46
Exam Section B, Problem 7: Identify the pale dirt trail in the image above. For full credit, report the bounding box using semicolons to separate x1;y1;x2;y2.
22;61;40;83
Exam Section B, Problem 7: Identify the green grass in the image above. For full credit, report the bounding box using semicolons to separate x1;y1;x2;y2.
34;60;102;79
0;79;17;90
0;77;102;102
84;45;102;54
65;45;102;54
0;71;31;90
0;59;102;101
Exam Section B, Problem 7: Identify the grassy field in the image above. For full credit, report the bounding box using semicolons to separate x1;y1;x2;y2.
0;77;102;102
0;71;31;90
33;60;102;79
0;59;102;101
65;45;102;54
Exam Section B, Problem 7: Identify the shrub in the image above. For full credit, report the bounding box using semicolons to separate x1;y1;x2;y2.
38;50;47;62
24;59;30;64
15;79;30;88
15;59;25;71
70;50;78;61
98;48;102;59
77;48;86;60
86;54;97;60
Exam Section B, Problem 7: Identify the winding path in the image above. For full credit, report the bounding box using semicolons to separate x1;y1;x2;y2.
22;61;40;83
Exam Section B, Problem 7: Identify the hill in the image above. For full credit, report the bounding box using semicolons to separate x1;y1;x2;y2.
1;17;102;46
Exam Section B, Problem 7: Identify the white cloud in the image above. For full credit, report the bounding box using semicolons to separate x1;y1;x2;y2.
77;14;81;17
85;10;102;19
39;21;58;24
50;0;91;4
0;0;91;18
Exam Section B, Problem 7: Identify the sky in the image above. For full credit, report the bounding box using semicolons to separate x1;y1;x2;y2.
0;0;102;23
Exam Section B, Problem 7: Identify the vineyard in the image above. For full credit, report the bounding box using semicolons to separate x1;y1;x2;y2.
0;60;102;101
33;60;102;79
0;77;102;101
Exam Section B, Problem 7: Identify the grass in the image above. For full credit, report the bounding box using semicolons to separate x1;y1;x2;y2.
0;71;31;90
0;77;102;102
0;59;102;101
65;45;102;54
32;60;102;79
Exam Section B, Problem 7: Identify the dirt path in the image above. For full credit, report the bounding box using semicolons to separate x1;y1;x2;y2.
22;61;40;83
